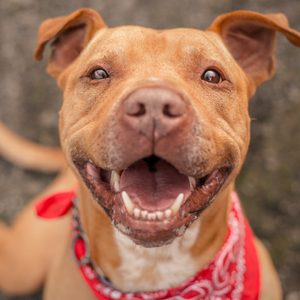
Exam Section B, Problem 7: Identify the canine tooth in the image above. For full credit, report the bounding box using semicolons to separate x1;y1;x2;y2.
156;211;164;220
148;213;156;221
133;208;141;219
121;191;134;215
171;193;184;214
207;181;215;189
86;162;100;180
164;209;172;219
141;210;148;219
111;171;120;192
188;177;196;190
202;185;212;195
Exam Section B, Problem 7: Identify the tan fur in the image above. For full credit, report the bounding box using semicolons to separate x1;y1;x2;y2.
255;239;282;300
1;8;299;299
0;121;66;172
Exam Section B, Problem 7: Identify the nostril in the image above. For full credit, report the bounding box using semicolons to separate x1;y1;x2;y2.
126;102;146;117
163;102;186;118
163;104;176;118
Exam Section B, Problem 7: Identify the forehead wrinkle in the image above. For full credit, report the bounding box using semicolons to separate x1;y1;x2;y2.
83;27;158;62
92;26;156;47
82;27;235;75
86;27;232;61
176;32;232;65
200;32;234;65
158;29;233;67
83;29;109;54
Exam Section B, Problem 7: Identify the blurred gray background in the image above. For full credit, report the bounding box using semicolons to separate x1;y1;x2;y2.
0;0;299;299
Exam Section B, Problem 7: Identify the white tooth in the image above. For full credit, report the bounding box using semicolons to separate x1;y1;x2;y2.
156;211;164;220
133;208;141;219
202;185;211;195
121;191;134;215
111;171;120;192
86;162;100;180
188;177;196;190
141;210;148;219
170;193;184;214
205;181;215;190
148;213;156;221
164;209;172;219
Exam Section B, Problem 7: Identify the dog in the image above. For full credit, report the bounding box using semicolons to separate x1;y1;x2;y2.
1;8;300;300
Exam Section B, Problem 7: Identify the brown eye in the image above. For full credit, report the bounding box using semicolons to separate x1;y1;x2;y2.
90;68;109;80
201;69;222;84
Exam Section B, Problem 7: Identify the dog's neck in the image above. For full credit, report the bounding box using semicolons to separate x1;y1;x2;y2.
77;184;232;292
112;218;201;291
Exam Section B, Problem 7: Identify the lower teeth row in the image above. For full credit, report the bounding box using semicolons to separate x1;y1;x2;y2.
121;191;184;221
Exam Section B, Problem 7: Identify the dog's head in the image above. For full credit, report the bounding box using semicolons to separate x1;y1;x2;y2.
35;9;300;247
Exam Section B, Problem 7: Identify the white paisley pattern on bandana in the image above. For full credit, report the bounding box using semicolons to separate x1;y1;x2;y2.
73;193;247;300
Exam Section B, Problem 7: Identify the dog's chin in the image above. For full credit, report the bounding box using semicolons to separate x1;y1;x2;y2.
73;155;232;247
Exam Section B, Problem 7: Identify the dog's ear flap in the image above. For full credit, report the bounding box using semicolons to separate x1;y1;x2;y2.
34;8;106;78
208;10;300;87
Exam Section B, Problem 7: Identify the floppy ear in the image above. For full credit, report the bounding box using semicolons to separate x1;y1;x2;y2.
34;8;106;78
208;10;300;87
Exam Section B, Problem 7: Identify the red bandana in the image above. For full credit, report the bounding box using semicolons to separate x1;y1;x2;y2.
36;191;260;300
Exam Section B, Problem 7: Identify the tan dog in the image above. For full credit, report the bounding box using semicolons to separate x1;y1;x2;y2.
1;8;300;300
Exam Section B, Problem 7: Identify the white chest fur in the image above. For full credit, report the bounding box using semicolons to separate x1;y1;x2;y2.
112;220;201;292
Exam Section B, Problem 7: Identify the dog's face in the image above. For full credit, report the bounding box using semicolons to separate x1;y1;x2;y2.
35;9;300;247
60;27;249;246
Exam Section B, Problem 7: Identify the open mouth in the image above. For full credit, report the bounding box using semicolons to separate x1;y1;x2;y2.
74;155;232;247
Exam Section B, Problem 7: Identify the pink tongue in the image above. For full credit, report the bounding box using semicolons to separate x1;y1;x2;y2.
120;159;191;211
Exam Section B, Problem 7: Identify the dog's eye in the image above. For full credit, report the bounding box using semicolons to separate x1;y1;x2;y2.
201;69;222;84
90;68;110;80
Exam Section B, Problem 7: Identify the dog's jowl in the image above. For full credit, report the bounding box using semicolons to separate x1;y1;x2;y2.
0;8;300;300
